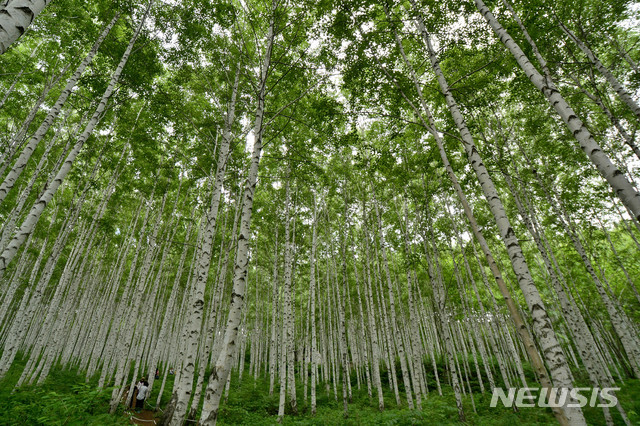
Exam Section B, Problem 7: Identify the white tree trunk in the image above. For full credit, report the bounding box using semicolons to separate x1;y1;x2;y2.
198;6;275;422
167;59;240;426
373;191;413;409
388;6;557;416
0;0;51;54
277;170;297;420
0;4;146;276
309;195;318;414
361;200;384;411
412;9;584;423
555;16;640;121
474;0;640;222
0;12;119;205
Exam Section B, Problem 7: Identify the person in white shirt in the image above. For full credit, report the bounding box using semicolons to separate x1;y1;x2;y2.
135;380;149;412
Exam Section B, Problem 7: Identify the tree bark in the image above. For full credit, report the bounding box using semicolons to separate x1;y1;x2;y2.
0;0;52;54
474;0;640;222
198;4;276;423
0;12;120;205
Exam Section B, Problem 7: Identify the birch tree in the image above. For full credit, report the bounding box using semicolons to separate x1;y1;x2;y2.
0;0;51;54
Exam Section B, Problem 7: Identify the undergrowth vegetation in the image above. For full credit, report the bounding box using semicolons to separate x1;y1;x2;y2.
0;357;127;425
1;354;638;425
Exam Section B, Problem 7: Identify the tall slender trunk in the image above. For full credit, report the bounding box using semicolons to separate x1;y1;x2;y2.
554;14;640;121
410;6;584;423
422;202;465;422
335;237;349;417
277;170;297;421
0;64;68;181
198;6;276;423
0;4;148;277
0;115;61;253
309;194;318;414
268;228;280;395
167;60;240;426
386;5;558;418
362;198;384;411
372;189;413;409
526;160;640;378
474;0;640;222
0;12;120;205
564;72;640;160
353;253;373;400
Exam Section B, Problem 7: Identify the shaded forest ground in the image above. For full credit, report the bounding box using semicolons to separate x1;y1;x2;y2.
0;355;639;425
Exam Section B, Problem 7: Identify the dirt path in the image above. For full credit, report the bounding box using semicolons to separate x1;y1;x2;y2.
121;390;159;425
125;407;158;425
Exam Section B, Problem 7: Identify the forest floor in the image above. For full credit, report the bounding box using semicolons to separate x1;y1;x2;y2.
0;356;639;425
124;406;159;425
121;388;161;425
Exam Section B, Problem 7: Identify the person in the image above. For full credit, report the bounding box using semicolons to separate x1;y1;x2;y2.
155;368;160;380
131;375;146;409
135;380;149;413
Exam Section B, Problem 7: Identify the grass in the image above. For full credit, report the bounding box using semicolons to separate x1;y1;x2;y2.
0;355;638;425
215;372;559;425
0;356;128;425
